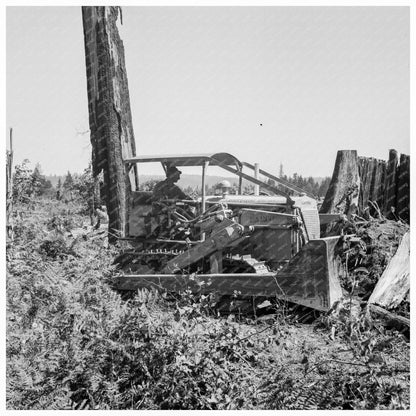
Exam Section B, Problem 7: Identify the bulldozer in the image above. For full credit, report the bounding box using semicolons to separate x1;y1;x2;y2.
115;152;344;311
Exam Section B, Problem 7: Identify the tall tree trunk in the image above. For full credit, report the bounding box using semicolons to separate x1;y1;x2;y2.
82;6;138;243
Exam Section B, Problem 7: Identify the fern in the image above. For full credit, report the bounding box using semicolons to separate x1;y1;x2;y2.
6;198;410;410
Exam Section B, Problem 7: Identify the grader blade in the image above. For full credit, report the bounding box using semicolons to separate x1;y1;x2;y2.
271;236;343;311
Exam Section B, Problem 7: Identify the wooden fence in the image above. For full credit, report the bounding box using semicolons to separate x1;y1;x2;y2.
321;149;410;223
358;150;409;222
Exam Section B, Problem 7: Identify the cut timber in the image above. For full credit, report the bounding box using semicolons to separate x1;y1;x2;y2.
368;231;409;309
358;156;386;216
396;154;410;222
368;304;409;330
383;149;399;216
358;156;376;214
372;159;386;211
82;7;138;243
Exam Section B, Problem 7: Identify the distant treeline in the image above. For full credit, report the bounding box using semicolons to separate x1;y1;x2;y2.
141;172;331;199
12;160;95;204
14;160;331;201
12;160;54;202
277;173;331;198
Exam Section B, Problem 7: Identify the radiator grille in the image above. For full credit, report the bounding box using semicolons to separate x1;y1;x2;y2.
301;209;320;240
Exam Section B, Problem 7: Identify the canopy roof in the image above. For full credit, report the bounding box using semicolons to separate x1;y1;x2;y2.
124;152;314;199
124;152;243;169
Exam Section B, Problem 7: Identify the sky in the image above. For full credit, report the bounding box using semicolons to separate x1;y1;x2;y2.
6;6;410;178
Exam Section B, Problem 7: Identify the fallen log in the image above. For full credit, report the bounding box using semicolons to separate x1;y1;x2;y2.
368;304;409;330
368;231;409;309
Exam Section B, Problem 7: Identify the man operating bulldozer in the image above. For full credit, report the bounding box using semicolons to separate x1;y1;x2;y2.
153;165;191;201
151;165;194;237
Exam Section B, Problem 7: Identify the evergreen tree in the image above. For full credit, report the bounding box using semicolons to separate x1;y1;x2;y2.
31;164;52;196
13;159;33;202
31;164;43;195
318;177;331;198
292;173;298;186
63;171;74;190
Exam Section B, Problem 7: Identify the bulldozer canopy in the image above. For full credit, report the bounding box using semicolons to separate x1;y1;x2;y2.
124;152;243;169
125;152;315;200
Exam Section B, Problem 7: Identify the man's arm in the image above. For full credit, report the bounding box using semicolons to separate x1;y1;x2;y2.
152;180;167;200
171;185;192;200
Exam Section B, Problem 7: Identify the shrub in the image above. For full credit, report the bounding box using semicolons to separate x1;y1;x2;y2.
6;199;410;410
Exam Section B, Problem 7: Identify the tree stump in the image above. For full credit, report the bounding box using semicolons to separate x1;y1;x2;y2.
320;150;360;217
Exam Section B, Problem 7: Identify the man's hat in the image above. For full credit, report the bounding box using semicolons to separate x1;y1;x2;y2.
166;165;182;176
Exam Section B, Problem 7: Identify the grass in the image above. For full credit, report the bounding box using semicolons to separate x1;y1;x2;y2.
6;198;410;410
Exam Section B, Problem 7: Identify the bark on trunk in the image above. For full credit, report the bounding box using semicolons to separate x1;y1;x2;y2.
358;156;386;217
383;149;399;216
396;154;410;222
372;159;386;211
82;6;138;243
320;150;360;216
358;156;376;214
